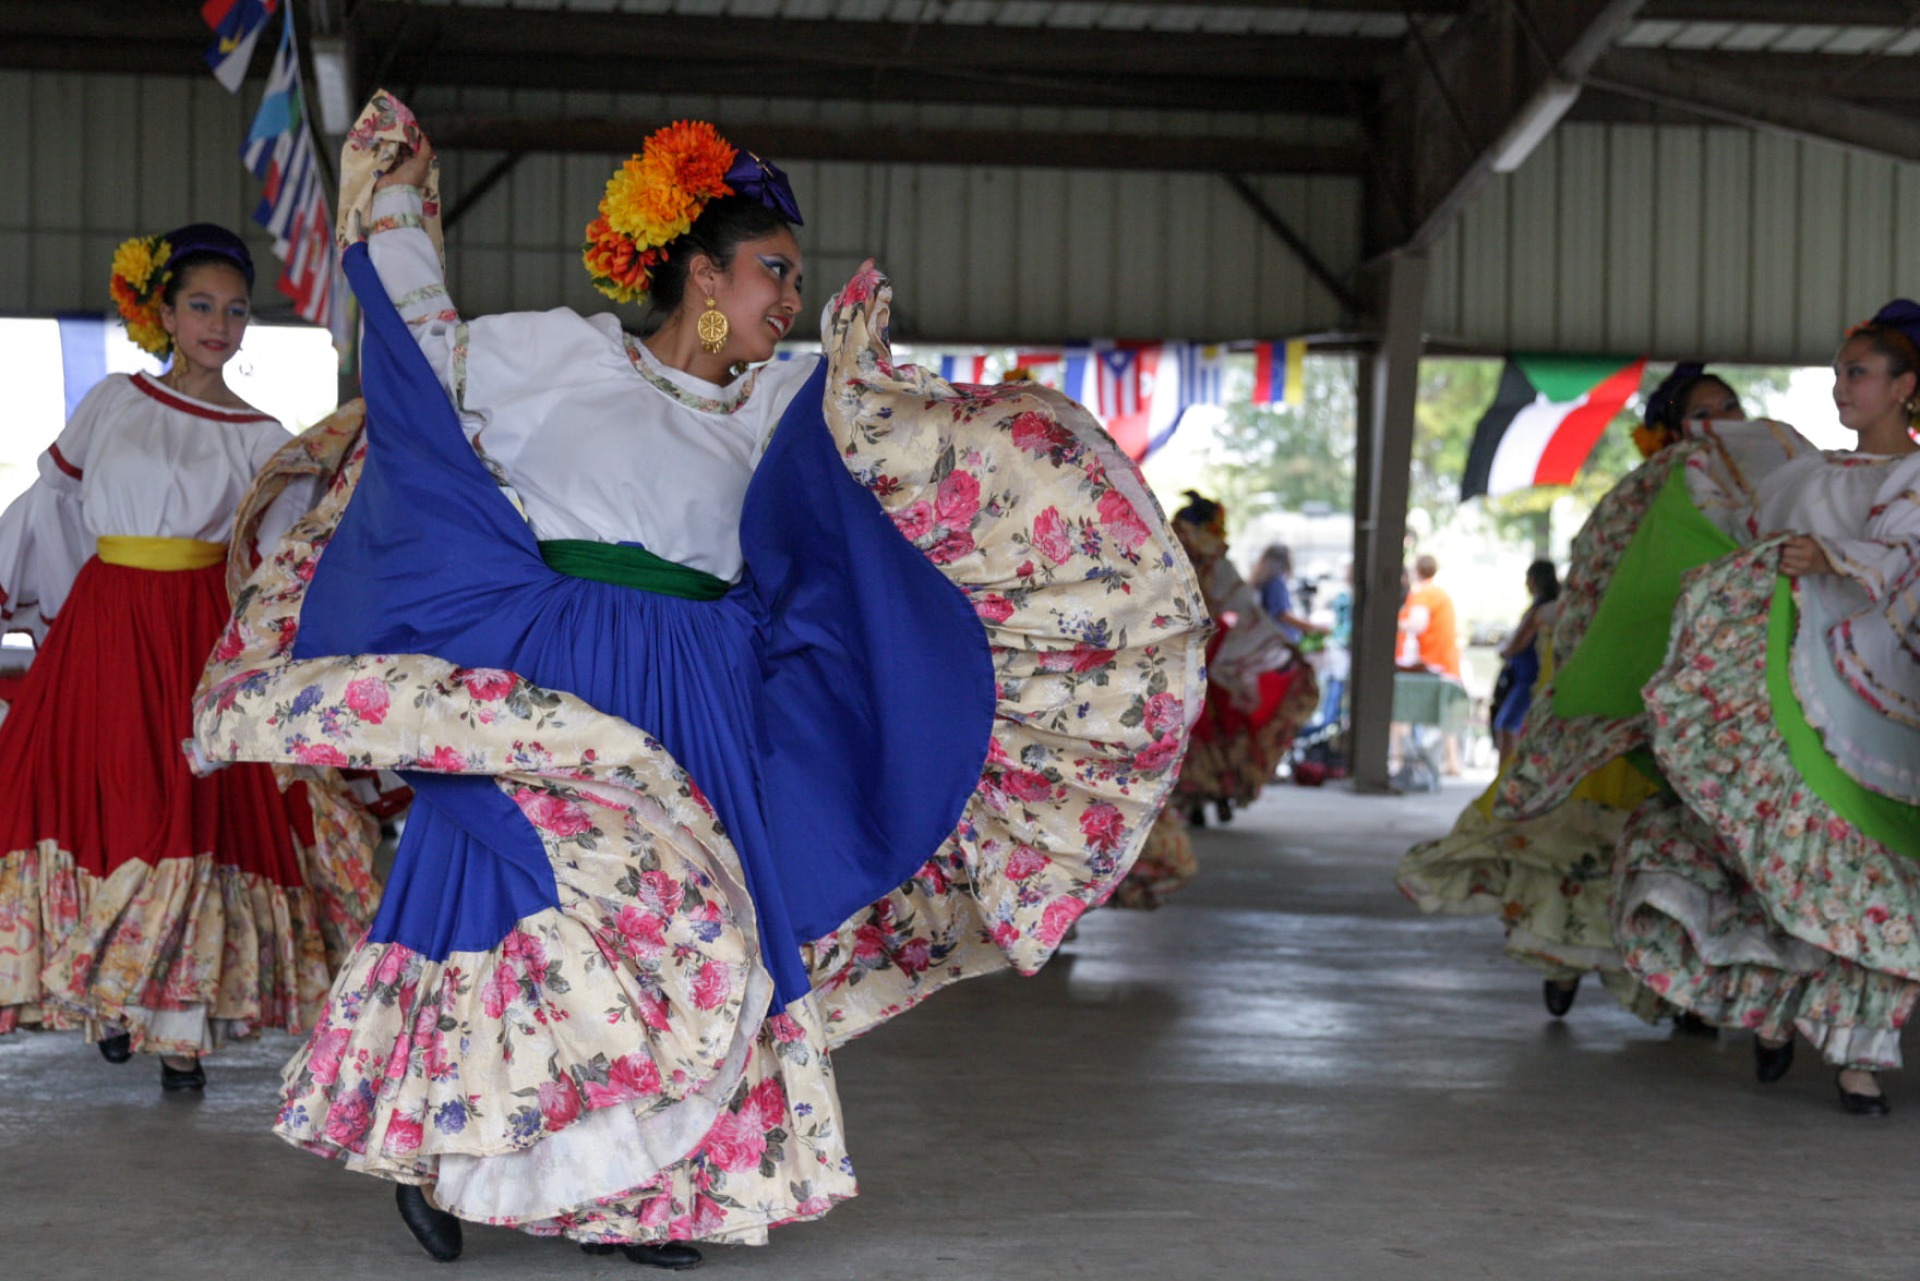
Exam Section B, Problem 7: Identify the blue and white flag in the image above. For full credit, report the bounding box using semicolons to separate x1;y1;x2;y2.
1175;342;1225;414
242;19;319;259
202;0;281;93
234;11;341;336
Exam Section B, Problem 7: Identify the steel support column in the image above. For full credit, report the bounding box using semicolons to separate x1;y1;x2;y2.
1347;250;1428;793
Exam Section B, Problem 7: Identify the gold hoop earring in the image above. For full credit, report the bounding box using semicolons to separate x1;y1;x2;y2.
696;297;729;354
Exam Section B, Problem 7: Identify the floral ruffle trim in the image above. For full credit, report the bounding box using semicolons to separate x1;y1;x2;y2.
802;267;1209;1043
278;929;855;1246
1615;797;1919;1068
1622;546;1920;1066
0;841;332;1056
1109;808;1199;910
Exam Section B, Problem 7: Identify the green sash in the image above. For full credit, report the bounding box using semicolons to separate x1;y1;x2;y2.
538;539;731;601
1553;466;1737;720
1767;580;1920;860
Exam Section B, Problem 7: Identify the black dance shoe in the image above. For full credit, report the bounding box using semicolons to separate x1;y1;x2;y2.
1671;1011;1718;1037
159;1059;206;1091
1542;978;1579;1017
1753;1037;1795;1084
97;1033;133;1064
1837;1073;1892;1117
581;1241;704;1270
396;1183;463;1262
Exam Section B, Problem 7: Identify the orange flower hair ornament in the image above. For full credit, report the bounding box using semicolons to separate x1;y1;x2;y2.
583;121;738;305
110;233;174;357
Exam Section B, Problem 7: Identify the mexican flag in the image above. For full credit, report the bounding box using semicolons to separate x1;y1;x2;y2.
1460;355;1647;499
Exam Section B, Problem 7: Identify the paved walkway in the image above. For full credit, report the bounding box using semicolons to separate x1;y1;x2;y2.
2;779;1909;1280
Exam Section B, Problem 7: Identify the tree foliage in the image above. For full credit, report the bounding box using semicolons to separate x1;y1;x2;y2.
1200;357;1357;532
1198;353;1800;553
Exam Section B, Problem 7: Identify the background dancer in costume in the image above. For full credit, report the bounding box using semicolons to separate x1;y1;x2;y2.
0;225;351;1090
1396;364;1746;1020
1169;493;1316;828
194;96;1204;1268
1613;304;1920;1115
1491;560;1558;765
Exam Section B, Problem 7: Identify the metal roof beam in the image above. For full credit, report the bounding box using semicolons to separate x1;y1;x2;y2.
430;117;1366;176
1370;0;1648;256
1642;0;1920;21
346;3;1398;85
1590;47;1920;166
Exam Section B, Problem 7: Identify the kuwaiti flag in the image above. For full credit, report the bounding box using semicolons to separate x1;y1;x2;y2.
1461;354;1648;499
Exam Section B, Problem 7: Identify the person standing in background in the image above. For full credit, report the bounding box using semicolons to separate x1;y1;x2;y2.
1397;553;1460;677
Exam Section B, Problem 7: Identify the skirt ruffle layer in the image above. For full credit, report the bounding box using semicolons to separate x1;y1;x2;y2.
0;842;332;1055
1110;808;1200;910
802;275;1208;1043
1617;550;1920;1068
1396;770;1664;1018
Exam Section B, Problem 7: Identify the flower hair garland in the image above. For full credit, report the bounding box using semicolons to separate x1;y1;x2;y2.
110;233;173;357
583;120;737;305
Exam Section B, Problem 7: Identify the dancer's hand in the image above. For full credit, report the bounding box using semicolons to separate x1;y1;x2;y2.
1779;535;1833;577
377;139;435;191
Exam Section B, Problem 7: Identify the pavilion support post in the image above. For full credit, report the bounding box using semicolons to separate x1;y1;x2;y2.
1347;249;1427;793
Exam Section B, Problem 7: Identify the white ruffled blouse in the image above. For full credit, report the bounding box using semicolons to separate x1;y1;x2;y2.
367;185;822;583
0;372;290;631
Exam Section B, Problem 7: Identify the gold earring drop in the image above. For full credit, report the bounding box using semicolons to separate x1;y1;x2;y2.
697;297;729;354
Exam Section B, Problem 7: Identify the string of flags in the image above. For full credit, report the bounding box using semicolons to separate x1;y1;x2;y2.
199;0;349;353
930;339;1309;462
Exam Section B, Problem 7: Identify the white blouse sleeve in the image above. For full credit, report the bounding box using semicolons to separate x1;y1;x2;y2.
1813;463;1920;602
0;379;115;632
364;184;622;479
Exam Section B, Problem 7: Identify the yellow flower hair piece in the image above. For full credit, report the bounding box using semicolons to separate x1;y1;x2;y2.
583;120;737;305
1631;422;1675;460
110;233;174;357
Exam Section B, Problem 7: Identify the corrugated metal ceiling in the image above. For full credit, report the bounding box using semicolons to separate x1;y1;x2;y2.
396;0;1920;55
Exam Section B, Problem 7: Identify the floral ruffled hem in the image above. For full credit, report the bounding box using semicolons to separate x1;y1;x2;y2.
276;926;855;1245
0;842;332;1056
1616;797;1918;1067
1109;808;1199;910
1617;545;1920;1068
793;266;1208;1044
1396;775;1664;1019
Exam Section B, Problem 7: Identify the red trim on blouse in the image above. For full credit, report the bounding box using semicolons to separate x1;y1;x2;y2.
130;372;277;424
48;444;82;480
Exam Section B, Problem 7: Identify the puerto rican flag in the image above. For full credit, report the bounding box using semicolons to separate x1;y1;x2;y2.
1093;346;1149;420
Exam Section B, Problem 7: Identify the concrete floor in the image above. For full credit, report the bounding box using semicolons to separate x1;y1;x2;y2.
2;778;1911;1280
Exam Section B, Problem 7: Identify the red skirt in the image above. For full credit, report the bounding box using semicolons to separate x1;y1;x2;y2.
0;557;330;1054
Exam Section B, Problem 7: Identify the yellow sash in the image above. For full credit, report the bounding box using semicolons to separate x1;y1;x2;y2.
96;536;227;571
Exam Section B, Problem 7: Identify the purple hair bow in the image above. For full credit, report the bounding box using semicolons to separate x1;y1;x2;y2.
1866;298;1920;356
726;151;804;226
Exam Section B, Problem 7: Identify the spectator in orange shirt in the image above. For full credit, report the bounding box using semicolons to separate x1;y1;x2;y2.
1397;554;1460;676
1396;554;1462;776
